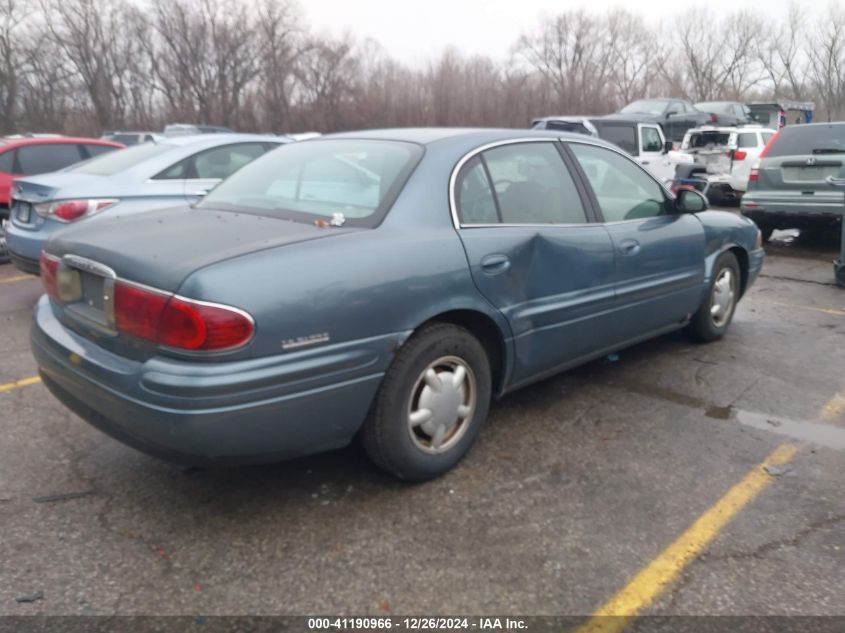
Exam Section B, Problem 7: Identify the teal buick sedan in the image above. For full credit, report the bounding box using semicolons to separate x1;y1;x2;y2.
31;128;764;480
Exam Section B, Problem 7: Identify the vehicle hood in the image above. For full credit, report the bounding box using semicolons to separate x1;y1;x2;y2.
46;206;361;292
12;173;108;202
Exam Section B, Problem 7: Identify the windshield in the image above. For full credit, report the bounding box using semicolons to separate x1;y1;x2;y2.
200;139;423;227
766;124;845;157
695;102;730;114
620;100;667;116
67;142;172;176
684;131;731;149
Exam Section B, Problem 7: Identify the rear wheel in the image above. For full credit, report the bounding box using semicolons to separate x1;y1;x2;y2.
687;251;740;343
361;323;492;481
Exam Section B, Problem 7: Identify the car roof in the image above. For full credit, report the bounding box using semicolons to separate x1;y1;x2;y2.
325;127;608;145
153;133;288;148
0;136;123;149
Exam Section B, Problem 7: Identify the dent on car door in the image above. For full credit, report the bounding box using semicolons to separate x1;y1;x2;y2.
567;141;706;344
453;140;616;388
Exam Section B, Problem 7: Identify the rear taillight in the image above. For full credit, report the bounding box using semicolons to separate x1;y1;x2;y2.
113;280;254;351
733;150;747;161
749;161;760;182
36;199;119;222
759;131;779;158
709;113;718;123
40;252;59;299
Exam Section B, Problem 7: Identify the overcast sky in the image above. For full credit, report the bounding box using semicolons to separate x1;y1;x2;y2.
302;0;799;65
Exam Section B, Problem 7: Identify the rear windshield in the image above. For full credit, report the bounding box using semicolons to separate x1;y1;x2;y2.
684;132;731;149
619;100;666;116
200;139;423;228
67;142;171;175
695;102;730;114
766;125;845;157
591;123;637;155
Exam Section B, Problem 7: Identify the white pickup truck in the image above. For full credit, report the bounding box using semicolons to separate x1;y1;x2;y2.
533;116;693;184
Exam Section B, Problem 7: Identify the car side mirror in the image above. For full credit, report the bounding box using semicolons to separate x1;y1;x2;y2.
676;188;708;213
663;140;673;154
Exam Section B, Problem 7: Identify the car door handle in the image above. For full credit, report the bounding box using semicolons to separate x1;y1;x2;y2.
481;254;511;274
619;239;641;256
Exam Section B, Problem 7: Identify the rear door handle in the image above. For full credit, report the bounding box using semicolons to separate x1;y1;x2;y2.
619;239;641;256
481;254;511;274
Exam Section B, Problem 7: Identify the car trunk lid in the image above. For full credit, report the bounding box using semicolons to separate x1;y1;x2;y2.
758;155;845;192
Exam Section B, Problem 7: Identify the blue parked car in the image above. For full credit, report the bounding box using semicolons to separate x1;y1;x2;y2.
6;134;289;274
31;129;764;480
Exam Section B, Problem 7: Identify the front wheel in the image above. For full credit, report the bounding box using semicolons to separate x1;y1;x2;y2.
686;251;741;343
361;323;492;481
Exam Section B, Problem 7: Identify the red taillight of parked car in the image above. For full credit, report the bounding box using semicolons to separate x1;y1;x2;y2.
113;280;254;351
732;150;747;161
40;252;60;299
40;199;120;222
709;113;718;123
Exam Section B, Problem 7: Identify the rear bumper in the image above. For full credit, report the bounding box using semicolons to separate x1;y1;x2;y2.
9;251;39;275
32;296;398;465
741;191;844;225
5;219;53;265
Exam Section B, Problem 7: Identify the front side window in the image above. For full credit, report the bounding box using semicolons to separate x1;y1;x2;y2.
69;142;171;176
200;139;422;228
16;144;83;175
570;143;666;222
0;149;13;173
641;127;663;152
479;142;587;224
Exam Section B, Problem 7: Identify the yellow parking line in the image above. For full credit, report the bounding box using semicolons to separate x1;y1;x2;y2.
574;443;798;633
821;393;845;421
761;299;845;317
0;376;41;393
0;274;35;285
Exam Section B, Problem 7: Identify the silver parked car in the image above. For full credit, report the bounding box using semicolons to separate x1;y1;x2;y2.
6;134;289;274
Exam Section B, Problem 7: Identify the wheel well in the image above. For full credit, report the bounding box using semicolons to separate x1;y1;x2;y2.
419;310;507;396
729;246;749;296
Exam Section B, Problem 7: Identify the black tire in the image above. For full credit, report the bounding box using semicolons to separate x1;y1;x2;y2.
361;323;492;481
687;251;741;343
756;222;774;242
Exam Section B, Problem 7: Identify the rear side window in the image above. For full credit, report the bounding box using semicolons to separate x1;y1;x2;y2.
16;144;83;175
737;133;757;148
570;143;666;222
765;125;845;157
83;144;119;159
480;142;587;224
0;150;13;173
455;157;499;224
69;142;172;175
593;123;638;155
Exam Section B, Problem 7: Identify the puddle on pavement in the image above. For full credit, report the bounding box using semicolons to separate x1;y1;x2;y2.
612;379;845;451
709;406;845;451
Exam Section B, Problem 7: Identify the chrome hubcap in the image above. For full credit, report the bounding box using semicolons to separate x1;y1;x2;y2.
407;355;476;454
710;268;736;327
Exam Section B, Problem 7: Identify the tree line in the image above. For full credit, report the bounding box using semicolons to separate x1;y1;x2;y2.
1;0;842;137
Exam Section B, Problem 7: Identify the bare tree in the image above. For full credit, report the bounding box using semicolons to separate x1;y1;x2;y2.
758;2;807;99
806;3;845;121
